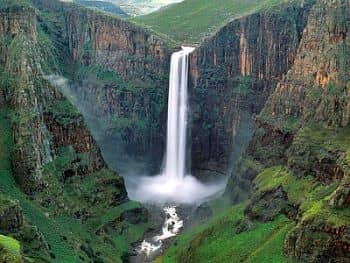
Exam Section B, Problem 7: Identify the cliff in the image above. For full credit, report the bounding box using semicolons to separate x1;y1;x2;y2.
226;0;350;261
65;5;169;80
189;1;315;176
0;2;148;262
29;0;172;169
262;0;350;128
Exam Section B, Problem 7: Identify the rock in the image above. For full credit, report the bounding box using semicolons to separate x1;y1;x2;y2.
0;197;23;232
245;186;289;221
262;0;350;128
285;221;350;262
120;207;148;224
189;1;314;173
330;175;350;208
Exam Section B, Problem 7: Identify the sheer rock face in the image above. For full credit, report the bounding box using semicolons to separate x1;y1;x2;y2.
0;198;23;232
188;2;314;175
262;0;350;128
0;5;123;197
0;5;37;42
65;6;169;80
229;1;350;261
53;4;171;166
68;82;167;166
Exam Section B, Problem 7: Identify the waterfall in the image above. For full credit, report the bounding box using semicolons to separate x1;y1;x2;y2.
125;47;226;205
163;46;195;179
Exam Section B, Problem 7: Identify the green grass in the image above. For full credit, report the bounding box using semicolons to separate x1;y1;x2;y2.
292;124;350;166
162;204;295;263
0;105;148;262
254;166;316;204
0;235;22;262
46;99;81;125
132;0;300;43
254;165;349;228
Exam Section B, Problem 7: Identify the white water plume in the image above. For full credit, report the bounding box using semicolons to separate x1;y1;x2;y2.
127;47;226;204
138;206;183;257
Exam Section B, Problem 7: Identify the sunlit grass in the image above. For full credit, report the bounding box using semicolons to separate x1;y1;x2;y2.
133;0;301;43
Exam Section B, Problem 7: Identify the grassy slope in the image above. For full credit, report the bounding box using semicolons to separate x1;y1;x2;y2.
255;124;350;227
132;0;298;43
0;105;147;262
161;204;295;263
0;235;22;262
0;108;80;262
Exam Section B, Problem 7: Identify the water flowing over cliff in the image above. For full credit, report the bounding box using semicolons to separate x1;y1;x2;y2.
164;47;194;179
127;47;226;204
1;0;349;262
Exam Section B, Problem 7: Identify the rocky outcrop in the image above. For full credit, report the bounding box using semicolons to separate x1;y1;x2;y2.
285;222;350;262
0;5;37;42
227;1;350;262
30;0;171;167
65;5;170;81
262;0;350;128
189;1;315;175
0;0;126;196
0;197;23;232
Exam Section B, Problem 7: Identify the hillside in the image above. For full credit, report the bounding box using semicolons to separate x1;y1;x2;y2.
74;0;129;17
132;0;299;43
74;0;184;16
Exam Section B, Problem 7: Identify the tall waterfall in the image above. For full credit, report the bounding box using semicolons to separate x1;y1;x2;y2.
126;47;226;205
163;47;194;179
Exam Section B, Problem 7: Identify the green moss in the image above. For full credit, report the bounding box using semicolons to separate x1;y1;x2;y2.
254;165;349;228
0;235;22;263
302;200;350;228
75;64;132;88
245;223;295;263
254;166;315;204
291;124;350;165
45;99;81;125
37;29;61;74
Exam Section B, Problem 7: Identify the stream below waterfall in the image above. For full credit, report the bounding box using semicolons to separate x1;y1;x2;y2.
137;206;183;260
127;46;227;262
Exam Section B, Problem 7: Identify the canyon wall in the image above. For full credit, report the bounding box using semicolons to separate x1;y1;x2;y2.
0;3;148;261
31;0;172;169
227;0;350;261
189;1;315;176
65;5;169;80
0;5;107;194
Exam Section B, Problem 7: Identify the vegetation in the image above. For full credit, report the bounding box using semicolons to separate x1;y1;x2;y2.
0;0;30;9
74;0;129;17
0;235;22;263
161;204;295;263
75;64;131;88
46;99;82;125
132;0;302;43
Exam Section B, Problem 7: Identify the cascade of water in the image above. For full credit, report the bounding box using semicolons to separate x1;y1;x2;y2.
138;206;183;258
125;46;226;204
163;46;195;179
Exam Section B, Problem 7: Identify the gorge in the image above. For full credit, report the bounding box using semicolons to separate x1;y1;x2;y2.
0;0;349;262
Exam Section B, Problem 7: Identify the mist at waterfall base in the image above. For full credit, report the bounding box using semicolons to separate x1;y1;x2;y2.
44;47;226;205
126;47;226;205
